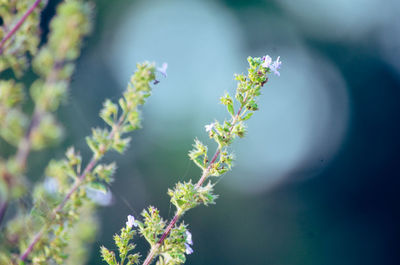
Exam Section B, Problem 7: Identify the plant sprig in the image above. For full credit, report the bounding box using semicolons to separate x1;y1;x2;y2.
101;55;282;265
0;0;92;218
0;1;284;264
0;0;45;75
15;61;158;264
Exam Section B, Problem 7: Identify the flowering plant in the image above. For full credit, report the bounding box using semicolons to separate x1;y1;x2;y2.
0;1;281;265
100;54;281;265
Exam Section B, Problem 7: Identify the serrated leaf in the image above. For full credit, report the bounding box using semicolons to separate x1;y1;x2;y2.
122;123;136;133
86;136;98;154
87;182;107;194
100;112;113;126
112;137;131;153
241;112;253;121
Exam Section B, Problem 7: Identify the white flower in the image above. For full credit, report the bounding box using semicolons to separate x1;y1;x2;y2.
126;215;138;228
185;243;194;255
185;230;193;245
261;55;272;68
205;122;215;132
157;62;168;77
270;56;282;76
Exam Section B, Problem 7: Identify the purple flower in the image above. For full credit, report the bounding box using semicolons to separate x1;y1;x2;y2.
261;55;282;76
270;56;282;76
261;55;272;68
184;230;193;254
126;215;138;228
185;243;194;255
157;63;168;77
185;230;193;245
205;122;215;132
43;178;58;194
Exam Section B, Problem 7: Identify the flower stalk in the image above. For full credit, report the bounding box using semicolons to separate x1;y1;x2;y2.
141;81;252;265
0;0;90;233
101;55;282;265
16;61;158;264
0;0;44;53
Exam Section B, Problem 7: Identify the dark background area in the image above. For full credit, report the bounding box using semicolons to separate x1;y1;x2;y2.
25;0;400;264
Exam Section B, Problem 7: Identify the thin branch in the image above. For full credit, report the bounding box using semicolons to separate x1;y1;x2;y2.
0;62;63;228
196;93;248;188
1;0;49;175
0;0;43;54
195;150;220;189
15;109;42;170
0;200;8;227
0;170;13;227
15;60;63;168
19;113;127;262
19;226;46;261
141;95;249;265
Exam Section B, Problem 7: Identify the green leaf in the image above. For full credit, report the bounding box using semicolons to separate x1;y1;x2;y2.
87;182;107;194
112;137;131;153
119;98;128;113
241;112;253;121
86;136;98;154
227;104;234;116
122;123;136;133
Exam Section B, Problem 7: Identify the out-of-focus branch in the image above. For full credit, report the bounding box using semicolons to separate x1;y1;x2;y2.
0;0;43;54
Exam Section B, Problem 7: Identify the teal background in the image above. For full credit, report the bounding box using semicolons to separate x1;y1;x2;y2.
26;0;400;264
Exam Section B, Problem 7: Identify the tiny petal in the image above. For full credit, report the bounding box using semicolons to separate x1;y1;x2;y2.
126;215;138;228
270;56;282;76
185;243;194;255
261;55;272;68
86;187;113;206
157;63;168;77
43;178;58;194
164;255;172;264
271;69;280;77
205;123;215;132
186;230;193;245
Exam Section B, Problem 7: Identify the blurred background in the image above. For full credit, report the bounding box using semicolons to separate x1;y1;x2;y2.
34;0;400;264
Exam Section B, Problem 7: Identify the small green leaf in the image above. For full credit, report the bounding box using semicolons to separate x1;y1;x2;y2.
119;98;128;113
88;182;107;194
112;137;131;153
86;136;98;154
241;112;253;121
227;104;234;116
122;123;136;133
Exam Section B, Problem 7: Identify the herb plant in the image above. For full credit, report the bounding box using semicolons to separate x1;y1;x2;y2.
0;1;282;265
